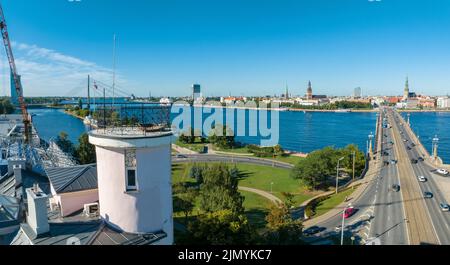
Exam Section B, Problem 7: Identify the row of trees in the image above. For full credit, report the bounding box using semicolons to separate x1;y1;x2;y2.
281;101;373;110
55;132;97;165
0;98;15;114
247;144;284;158
290;145;366;190
178;124;236;149
174;163;304;245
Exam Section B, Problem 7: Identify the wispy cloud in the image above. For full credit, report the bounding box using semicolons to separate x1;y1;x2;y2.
0;42;126;97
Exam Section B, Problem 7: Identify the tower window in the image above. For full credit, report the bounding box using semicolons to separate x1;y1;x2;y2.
125;149;138;192
126;168;137;191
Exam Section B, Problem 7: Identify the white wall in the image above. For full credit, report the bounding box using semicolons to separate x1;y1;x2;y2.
95;143;173;243
58;190;99;217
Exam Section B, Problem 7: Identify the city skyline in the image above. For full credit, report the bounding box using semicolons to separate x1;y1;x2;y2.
1;0;450;97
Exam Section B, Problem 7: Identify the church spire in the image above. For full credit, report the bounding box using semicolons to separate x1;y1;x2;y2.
403;76;410;100
306;81;313;100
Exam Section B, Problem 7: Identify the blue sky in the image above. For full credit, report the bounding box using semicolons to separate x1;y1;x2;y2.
1;0;450;97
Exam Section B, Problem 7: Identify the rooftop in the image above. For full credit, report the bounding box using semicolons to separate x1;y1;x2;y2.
0;194;20;228
45;164;97;194
89;127;173;139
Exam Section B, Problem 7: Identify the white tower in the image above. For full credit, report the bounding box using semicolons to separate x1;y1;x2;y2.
89;128;173;245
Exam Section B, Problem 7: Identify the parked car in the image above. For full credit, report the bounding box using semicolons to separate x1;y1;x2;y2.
343;207;356;219
392;184;400;192
411;159;418;164
437;169;449;176
440;203;450;212
390;160;398;165
384;161;390;166
424;192;433;199
335;225;342;232
418;157;424;162
418;176;427;182
303;226;326;236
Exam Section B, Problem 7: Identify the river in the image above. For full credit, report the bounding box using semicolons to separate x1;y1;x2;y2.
26;108;449;163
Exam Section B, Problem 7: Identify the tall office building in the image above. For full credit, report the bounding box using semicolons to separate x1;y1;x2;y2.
192;84;201;101
10;71;22;106
353;87;362;98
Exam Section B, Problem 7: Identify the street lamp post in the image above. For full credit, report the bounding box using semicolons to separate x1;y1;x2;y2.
352;151;356;189
432;135;439;160
270;182;274;194
368;132;374;157
336;157;345;195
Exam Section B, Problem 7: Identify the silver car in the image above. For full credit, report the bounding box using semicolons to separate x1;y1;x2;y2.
440;203;450;212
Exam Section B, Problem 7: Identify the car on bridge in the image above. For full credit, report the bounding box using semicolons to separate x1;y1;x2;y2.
418;176;427;182
175;154;188;158
392;184;400;192
303;226;326;236
390;159;398;165
440;203;450;212
343;207;356;219
424;192;433;199
437;169;449;176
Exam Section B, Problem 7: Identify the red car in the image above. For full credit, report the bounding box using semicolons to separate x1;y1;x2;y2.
343;207;356;219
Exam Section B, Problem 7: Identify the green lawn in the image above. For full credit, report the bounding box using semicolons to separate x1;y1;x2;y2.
314;188;356;217
213;146;253;155
173;162;316;207
235;163;316;206
241;190;271;229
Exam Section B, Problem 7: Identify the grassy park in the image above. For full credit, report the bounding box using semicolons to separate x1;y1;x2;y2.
314;188;357;217
172;162;318;207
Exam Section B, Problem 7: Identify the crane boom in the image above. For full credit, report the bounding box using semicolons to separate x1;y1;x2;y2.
0;4;31;144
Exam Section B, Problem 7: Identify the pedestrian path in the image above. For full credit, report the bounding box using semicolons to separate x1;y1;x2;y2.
238;186;283;205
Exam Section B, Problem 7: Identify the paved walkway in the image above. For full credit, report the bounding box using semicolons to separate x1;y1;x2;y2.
238;186;283;205
172;144;199;154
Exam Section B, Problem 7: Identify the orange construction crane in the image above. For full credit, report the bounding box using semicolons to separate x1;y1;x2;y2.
0;4;31;144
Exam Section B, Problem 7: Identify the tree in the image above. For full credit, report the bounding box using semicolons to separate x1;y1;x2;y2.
0;98;14;114
264;205;304;245
189;164;205;185
290;147;336;190
281;192;295;209
173;182;199;225
55;131;76;156
75;133;96;164
78;98;83;110
208;124;235;149
183;209;257;245
198;163;244;214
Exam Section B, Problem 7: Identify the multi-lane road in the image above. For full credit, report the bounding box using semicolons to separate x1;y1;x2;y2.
392;110;450;244
306;108;450;245
307;108;408;245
